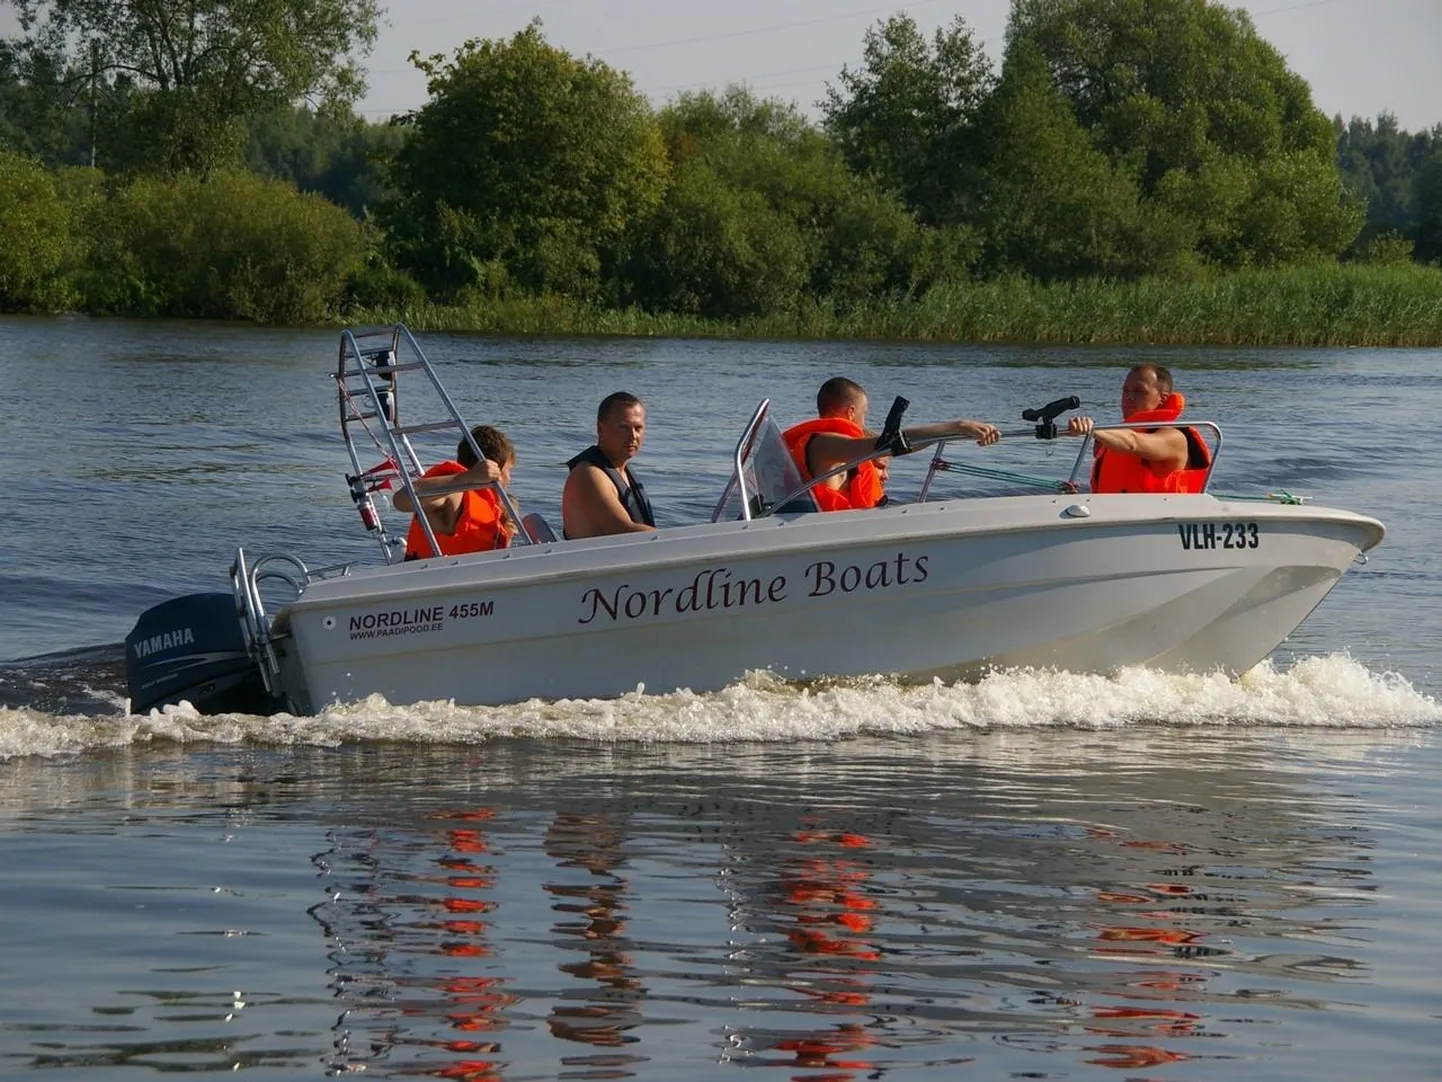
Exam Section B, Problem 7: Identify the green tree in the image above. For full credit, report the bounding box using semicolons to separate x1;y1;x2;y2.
973;41;1186;278
0;149;74;309
1336;115;1412;242
627;156;810;318
5;0;379;174
1335;114;1440;258
1008;0;1361;267
1415;148;1442;264
0;39;89;165
630;88;952;317
246;106;404;218
384;22;669;299
821;13;992;226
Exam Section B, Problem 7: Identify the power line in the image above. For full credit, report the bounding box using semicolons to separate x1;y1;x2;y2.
634;30;1008;99
367;0;956;76
376;0;1352;119
624;0;1350;99
592;0;952;57
639;62;840;97
1251;0;1338;16
373;0;955;57
396;0;582;30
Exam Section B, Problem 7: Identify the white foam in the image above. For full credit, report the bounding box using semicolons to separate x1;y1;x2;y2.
0;654;1437;759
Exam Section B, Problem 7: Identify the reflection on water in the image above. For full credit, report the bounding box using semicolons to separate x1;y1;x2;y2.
311;805;515;1079
544;812;647;1074
1;731;1435;1080
723;819;887;1079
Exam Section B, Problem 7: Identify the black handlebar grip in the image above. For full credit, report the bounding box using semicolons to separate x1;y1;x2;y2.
1022;395;1080;423
876;395;911;455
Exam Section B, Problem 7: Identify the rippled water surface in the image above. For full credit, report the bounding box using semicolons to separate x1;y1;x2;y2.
1;318;1440;1080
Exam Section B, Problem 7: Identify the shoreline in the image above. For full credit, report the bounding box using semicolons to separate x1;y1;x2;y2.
7;262;1440;348
345;263;1442;348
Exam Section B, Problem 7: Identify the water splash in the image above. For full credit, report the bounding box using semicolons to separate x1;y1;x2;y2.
1;654;1435;760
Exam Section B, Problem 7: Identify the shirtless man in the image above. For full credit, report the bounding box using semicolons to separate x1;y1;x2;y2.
562;392;657;539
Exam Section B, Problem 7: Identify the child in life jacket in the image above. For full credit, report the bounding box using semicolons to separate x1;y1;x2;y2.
397;425;518;559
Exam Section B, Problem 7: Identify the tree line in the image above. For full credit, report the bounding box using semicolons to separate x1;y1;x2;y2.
0;0;1438;326
1336;114;1442;264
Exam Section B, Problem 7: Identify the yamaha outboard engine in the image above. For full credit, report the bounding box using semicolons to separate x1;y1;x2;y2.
125;593;281;715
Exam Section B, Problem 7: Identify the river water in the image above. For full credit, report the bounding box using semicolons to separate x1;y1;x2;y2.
1;317;1439;1080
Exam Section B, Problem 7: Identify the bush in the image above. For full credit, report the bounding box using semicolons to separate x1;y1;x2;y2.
385;23;670;299
0;150;73;311
82;170;366;322
626;158;809;318
345;261;428;313
1357;231;1416;266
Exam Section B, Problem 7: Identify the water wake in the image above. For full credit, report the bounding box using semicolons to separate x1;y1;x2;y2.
0;653;1436;760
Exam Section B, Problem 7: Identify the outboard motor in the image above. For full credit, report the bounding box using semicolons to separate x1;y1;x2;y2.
125;593;281;716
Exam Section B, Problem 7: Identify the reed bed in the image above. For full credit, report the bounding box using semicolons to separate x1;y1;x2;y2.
348;263;1442;346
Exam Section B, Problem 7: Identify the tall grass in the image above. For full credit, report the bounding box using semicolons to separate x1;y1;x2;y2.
350;262;1442;346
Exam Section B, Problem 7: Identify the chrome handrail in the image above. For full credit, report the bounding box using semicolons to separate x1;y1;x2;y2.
917;440;949;503
710;399;771;523
231;548;311;696
913;420;1226;501
393;324;531;552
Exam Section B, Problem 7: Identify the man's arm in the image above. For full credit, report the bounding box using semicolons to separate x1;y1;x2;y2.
562;466;656;537
901;419;1001;446
1067;418;1188;471
805;419;1001;476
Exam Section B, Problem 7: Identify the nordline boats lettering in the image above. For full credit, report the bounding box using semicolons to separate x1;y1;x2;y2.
577;553;930;625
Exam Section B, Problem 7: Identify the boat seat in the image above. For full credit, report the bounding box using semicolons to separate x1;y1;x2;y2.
522;512;558;543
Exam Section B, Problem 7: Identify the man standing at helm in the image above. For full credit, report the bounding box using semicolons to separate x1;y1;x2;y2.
1068;364;1212;493
562;392;657;539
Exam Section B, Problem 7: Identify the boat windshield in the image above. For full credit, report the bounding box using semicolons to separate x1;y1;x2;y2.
713;407;820;521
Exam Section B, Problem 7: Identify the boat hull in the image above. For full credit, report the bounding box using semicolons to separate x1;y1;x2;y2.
268;494;1383;713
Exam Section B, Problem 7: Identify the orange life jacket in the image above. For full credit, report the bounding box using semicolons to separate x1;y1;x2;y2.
404;460;513;559
1090;393;1212;494
781;417;885;511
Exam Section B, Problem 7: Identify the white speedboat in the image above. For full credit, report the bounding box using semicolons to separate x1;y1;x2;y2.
124;326;1384;715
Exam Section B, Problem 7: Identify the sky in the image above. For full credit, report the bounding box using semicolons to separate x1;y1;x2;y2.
352;0;1442;131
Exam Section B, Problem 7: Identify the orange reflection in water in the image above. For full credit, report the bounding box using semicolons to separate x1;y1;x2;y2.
543;813;647;1071
1077;827;1221;1070
1084;1043;1189;1069
781;829;881;962
418;807;514;1081
750;823;887;1081
775;1022;880;1078
1085;1004;1202;1040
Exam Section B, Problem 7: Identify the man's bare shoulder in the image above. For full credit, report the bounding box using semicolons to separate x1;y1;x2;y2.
564;461;610;492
